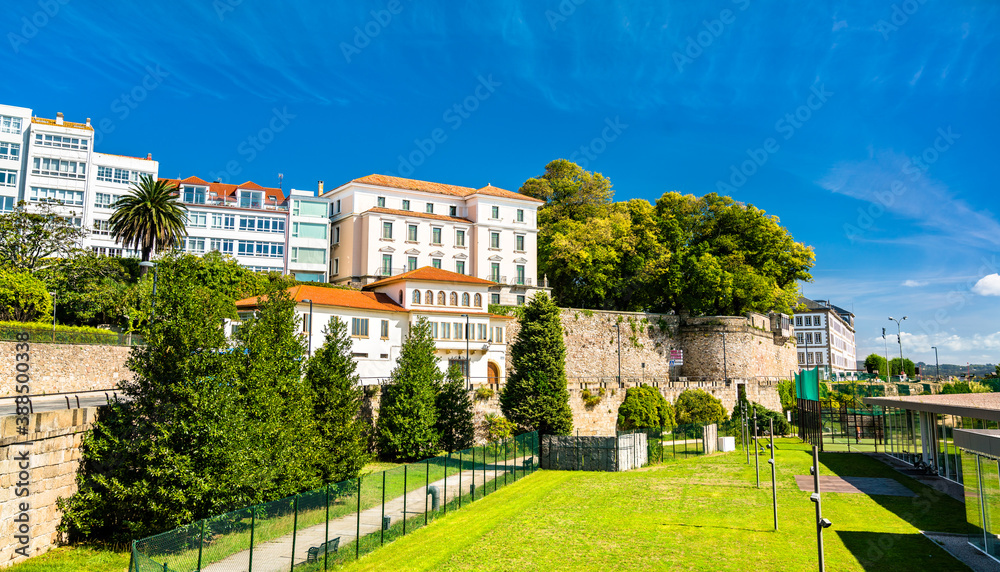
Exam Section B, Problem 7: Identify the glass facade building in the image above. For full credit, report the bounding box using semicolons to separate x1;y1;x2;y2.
954;429;1000;562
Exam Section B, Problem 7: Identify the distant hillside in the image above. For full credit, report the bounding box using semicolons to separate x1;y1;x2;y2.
855;360;997;377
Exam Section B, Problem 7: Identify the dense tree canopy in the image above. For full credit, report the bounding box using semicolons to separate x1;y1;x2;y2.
864;354;887;376
520;160;814;315
0;201;89;271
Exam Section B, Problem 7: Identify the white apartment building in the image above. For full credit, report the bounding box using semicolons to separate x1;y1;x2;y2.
322;174;548;305
164;177;333;281
0;104;30;214
233;267;514;382
795;297;857;374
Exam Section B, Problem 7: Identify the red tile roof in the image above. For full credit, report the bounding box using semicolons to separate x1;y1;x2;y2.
351;174;543;204
364;266;496;289
366;206;472;223
235;285;407;313
161;177;287;204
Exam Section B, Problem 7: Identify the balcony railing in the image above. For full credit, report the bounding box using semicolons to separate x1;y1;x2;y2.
371;266;409;279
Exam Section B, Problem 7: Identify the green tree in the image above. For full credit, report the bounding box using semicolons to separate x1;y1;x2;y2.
306;316;371;482
734;401;792;436
500;292;573;435
378;318;442;461
0;267;52;322
889;357;916;376
674;389;727;426
109;175;187;272
776;379;797;413
38;252;137;326
520;158;614;225
0;200;89;271
435;365;475;453
617;385;675;430
864;354;888;376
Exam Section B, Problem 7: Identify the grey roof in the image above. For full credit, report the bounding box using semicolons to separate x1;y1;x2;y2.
864;393;1000;422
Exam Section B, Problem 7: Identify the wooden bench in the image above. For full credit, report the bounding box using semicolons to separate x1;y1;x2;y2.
305;537;340;563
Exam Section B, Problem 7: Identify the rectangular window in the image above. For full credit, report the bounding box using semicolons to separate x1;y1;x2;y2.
814;316;822;327
491;293;500;305
816;353;823;365
806;333;813;344
334;226;341;243
454;323;464;340
796;333;803;344
517;295;526;306
804;316;812;326
515;235;525;252
183;186;207;204
490;232;500;248
402;199;410;211
517;209;524;222
491;205;499;219
430;227;442;245
336;199;341;213
377;196;386;208
408;256;418;271
35;133;89;150
29;187;84;205
426;202;434;214
516;265;525;285
815;332;822;344
0;169;16;187
430;322;439;338
239;215;285;233
456;260;465;275
442;323;450;339
351;317;369;337
450;205;457;217
1;115;23;135
490;263;500;282
187;212;208;228
333;258;340;275
295;200;328;217
92;219;111;236
382;221;393;239
292;247;326;264
456;229;465;247
210;238;234;253
0;196;14;213
795;316;802;327
293;221;327;239
96;166;143;185
494;327;504;343
381;319;389;338
449;358;468;376
0;141;20;161
94;193;121;209
382;254;392;274
239;190;263;209
32;157;86;179
185;237;206;254
478;323;487;340
236;240;284;258
432;258;442;269
798;352;805;364
407;224;418;241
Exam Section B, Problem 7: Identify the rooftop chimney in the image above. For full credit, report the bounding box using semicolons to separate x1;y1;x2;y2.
55;112;64;125
318;180;324;194
86;117;91;127
146;153;152;160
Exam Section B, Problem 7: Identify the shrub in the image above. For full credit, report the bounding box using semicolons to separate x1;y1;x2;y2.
484;414;516;443
475;386;495;400
581;387;605;407
618;385;675;430
776;379;796;412
0;267;52;322
674;389;727;426
733;401;792;436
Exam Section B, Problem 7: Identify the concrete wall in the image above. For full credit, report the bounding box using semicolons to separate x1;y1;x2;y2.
0;343;131;397
0;407;98;567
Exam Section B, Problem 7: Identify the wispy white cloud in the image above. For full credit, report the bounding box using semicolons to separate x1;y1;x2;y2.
973;274;1000;296
902;279;927;287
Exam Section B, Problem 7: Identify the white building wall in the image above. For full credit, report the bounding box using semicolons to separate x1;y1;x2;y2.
86;152;157;255
23;115;94;231
0;104;31;213
287;188;331;282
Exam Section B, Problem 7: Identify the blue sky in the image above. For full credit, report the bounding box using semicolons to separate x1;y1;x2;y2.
4;1;998;366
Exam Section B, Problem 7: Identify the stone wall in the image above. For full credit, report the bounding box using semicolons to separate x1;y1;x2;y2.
0;343;131;397
677;315;797;381
0;407;98;567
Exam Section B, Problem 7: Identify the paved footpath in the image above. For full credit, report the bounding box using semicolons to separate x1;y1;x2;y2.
203;455;534;572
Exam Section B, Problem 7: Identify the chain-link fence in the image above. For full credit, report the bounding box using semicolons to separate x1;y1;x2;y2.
132;432;539;572
0;325;144;346
618;423;710;466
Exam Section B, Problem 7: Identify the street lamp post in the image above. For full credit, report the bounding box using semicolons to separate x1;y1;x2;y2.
882;328;890;382
462;314;470;389
616;322;622;386
889;316;907;377
139;261;159;319
721;331;729;382
931;346;940;381
49;291;57;330
302;299;313;357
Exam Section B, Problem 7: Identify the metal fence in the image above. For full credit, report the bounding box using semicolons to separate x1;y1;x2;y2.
131;432;539;572
0;325;144;346
797;398;886;453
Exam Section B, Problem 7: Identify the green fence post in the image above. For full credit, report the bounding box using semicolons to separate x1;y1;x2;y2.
249;507;256;572
129;540;136;572
291;496;299;572
197;519;204;571
459;450;463;507
356;476;361;560
444;453;449;513
424;461;429;525
325;484;330;571
381;471;386;546
403;464;408;536
504;438;508;486
494;441;498;492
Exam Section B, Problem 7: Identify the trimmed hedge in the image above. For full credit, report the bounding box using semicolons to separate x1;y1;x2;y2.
0;321;139;345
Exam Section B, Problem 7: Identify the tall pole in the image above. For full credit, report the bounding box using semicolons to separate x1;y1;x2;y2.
464;314;470;389
932;346;940;381
889;316;907;377
769;418;777;531
49;291;57;329
754;409;760;488
811;445;829;572
882;328;890;382
616;322;622;385
722;331;728;382
308;299;314;357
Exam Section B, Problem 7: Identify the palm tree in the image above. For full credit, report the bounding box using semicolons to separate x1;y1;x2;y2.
109;175;187;273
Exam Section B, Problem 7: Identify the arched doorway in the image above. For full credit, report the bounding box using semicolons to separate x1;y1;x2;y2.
487;361;501;385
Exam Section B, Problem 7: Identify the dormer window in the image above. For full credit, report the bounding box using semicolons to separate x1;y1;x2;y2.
239;190;263;209
184;186;207;204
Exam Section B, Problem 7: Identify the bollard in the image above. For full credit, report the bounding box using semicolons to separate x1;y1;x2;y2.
427;485;440;511
382;515;391;531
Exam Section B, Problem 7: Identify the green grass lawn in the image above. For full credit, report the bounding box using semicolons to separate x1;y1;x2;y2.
339;439;969;572
6;545;130;572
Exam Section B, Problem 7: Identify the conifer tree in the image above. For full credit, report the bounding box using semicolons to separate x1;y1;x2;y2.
436;365;475;453
500;292;573;435
306;316;371;482
377;317;442;461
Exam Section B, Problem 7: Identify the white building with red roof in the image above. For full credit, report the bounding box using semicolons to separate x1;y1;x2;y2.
322;174;548;306
233;267;515;383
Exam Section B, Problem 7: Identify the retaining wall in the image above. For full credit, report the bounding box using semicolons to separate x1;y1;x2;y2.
0;343;131;397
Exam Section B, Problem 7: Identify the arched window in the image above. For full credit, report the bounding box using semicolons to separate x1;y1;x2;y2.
462;293;470;306
437;291;446;305
450;292;458;306
474;293;482;307
412;290;421;304
398;290;403;303
425;290;433;305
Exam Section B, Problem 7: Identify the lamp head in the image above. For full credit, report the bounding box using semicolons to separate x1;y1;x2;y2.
820;518;833;529
888;316;893;321
139;261;155;268
902;316;908;320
